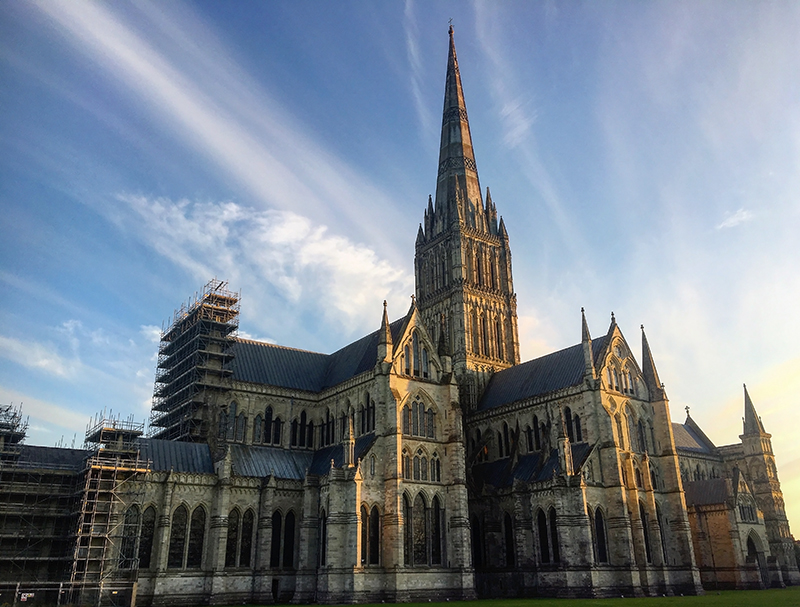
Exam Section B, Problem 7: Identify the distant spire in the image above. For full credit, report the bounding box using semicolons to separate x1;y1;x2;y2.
581;308;596;380
742;383;766;435
641;325;665;400
434;25;482;230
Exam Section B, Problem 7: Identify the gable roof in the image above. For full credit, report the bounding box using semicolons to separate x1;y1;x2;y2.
478;335;609;411
230;319;405;392
672;421;717;454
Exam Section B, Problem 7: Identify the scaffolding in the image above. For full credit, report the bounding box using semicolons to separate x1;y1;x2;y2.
0;403;27;462
67;415;150;607
149;278;239;442
0;405;82;604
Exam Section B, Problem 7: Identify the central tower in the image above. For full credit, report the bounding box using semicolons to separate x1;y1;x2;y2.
415;27;520;407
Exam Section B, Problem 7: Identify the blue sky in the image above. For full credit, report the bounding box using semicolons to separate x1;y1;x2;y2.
2;1;800;527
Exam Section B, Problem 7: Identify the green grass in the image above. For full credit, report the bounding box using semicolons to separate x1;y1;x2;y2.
253;586;800;607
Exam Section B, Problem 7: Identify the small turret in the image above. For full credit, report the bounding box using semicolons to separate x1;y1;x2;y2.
377;300;393;364
581;308;596;380
641;325;665;401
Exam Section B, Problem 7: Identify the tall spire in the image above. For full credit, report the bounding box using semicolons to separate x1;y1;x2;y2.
641;325;665;400
742;383;766;435
434;26;482;227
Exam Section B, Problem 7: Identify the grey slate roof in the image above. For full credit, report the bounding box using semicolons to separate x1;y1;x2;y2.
229;444;313;480
230;319;405;392
684;479;730;507
672;422;716;454
138;438;214;474
11;444;89;471
478;336;609;411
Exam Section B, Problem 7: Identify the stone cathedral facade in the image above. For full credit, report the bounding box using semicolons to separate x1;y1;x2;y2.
2;27;798;607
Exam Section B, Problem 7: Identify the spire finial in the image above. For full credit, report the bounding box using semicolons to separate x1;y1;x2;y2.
685;405;691;418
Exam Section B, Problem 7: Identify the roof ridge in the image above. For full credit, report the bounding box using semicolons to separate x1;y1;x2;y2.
235;336;327;356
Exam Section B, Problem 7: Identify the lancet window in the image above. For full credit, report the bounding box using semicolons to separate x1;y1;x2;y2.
138;506;156;569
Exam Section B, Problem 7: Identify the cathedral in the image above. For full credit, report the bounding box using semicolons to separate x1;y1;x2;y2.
1;27;798;607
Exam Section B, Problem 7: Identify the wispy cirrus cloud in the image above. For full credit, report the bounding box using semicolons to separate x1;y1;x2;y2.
716;208;754;230
0;335;80;378
115;195;414;338
403;0;435;142
0;387;88;442
29;0;407;262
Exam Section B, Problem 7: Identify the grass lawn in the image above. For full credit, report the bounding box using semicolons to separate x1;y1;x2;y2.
255;586;800;607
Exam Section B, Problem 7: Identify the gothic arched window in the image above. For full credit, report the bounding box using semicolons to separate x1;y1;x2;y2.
119;505;140;569
594;507;608;563
269;511;282;568
369;506;380;565
272;417;282;445
167;505;188;569
138;506;156;569
240;509;254;568
235;413;246;443
432;496;443;565
413;333;420;376
412;493;428;565
264;406;273;443
537;509;550;564
253;414;263;443
226;402;238;441
186;505;205;569
565;407;574;442
225;509;240;568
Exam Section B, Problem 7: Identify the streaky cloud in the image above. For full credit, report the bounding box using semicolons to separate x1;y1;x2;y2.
30;0;407;263
716;208;754;230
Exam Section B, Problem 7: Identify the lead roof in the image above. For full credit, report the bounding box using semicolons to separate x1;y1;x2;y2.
230;319;405;392
478;336;609;411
